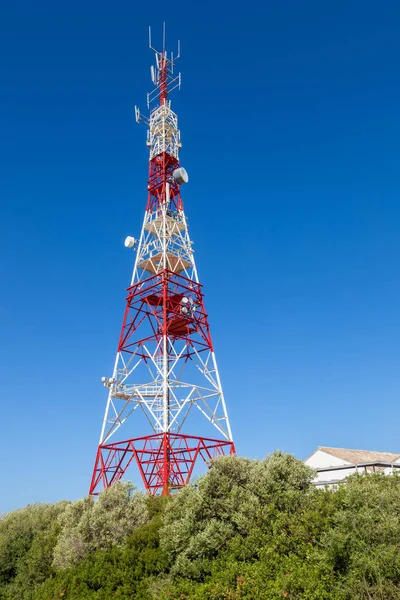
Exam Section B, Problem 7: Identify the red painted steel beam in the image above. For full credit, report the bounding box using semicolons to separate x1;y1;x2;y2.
90;432;235;496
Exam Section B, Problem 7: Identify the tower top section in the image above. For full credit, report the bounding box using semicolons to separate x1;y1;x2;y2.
135;24;183;160
148;24;181;107
135;24;181;116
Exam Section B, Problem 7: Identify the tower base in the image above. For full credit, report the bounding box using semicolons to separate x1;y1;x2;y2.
89;432;235;496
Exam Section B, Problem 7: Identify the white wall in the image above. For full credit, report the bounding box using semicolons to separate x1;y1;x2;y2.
305;449;354;486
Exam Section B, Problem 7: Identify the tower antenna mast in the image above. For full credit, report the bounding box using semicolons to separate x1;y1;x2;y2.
90;26;234;496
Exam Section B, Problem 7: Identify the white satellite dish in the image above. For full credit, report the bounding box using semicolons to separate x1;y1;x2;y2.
124;236;136;249
173;167;189;185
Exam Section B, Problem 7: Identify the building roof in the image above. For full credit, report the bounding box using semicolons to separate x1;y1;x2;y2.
317;446;400;464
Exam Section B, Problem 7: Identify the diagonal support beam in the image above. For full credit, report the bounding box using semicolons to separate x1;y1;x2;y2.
90;432;235;496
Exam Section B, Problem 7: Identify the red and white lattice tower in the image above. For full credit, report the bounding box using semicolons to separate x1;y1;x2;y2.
89;28;235;496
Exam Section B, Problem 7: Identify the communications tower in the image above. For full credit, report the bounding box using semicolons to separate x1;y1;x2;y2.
90;28;235;496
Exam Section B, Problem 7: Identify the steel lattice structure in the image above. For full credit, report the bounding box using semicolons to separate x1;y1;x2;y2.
90;28;235;496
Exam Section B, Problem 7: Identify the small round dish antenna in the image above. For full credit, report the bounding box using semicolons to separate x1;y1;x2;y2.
173;167;189;185
124;236;136;249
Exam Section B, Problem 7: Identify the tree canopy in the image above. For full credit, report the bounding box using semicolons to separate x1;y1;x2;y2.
1;453;400;599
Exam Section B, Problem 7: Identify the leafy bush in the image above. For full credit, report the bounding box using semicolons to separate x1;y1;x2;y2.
0;501;67;599
2;454;400;599
52;481;149;570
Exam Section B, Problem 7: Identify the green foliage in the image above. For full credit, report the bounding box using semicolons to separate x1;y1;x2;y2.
52;481;149;570
34;509;168;600
2;454;400;599
322;473;400;599
160;452;315;581
0;501;67;599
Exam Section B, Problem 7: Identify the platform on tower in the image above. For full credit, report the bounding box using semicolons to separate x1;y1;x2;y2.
144;215;185;235
139;252;191;274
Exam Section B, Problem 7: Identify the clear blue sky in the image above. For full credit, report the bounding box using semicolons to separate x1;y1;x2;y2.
1;0;400;513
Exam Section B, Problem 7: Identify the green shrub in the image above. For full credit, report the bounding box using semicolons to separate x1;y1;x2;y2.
2;455;400;600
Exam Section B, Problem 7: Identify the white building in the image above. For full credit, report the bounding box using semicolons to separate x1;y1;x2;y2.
305;446;400;487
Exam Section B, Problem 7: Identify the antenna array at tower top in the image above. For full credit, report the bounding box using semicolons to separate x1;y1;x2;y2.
146;24;181;108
